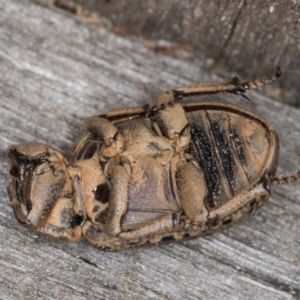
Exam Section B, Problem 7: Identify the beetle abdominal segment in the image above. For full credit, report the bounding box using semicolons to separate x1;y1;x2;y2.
7;68;300;250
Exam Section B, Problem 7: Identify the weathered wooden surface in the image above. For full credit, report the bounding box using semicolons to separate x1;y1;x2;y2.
0;1;300;299
70;0;300;107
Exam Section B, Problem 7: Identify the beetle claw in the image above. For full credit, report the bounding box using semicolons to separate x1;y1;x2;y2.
230;88;252;101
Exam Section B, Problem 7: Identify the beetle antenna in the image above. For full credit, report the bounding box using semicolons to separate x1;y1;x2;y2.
271;169;300;186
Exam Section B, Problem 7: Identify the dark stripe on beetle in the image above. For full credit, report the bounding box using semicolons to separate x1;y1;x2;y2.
190;122;222;208
206;113;236;195
227;117;250;182
228;126;248;177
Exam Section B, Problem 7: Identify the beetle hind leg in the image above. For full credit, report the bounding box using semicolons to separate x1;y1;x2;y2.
82;213;184;251
176;154;210;226
146;68;281;119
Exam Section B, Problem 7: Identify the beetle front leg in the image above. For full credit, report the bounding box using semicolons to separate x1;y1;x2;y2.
83;116;124;160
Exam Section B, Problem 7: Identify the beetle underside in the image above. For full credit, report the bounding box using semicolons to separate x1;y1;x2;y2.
7;68;300;250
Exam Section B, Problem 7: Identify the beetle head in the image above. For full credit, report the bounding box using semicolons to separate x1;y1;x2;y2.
7;143;72;228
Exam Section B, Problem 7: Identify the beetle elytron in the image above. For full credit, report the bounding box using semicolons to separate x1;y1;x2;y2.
7;67;300;250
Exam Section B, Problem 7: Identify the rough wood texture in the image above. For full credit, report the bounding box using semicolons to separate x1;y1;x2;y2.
71;0;300;107
0;1;300;299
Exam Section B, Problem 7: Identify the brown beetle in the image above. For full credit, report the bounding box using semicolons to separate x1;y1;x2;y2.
7;68;300;251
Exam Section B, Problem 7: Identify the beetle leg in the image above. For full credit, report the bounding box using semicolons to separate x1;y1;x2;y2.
82;220;122;250
171;67;281;101
213;182;272;221
105;156;131;236
83;116;124;160
83;212;191;250
176;153;209;225
118;211;193;240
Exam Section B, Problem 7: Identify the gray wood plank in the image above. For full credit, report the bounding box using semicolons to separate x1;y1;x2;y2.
70;0;300;107
0;1;299;299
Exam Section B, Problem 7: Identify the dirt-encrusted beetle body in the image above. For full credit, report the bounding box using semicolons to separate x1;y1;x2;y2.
7;68;300;251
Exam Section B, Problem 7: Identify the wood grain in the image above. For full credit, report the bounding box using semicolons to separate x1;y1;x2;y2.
71;0;300;107
0;1;299;299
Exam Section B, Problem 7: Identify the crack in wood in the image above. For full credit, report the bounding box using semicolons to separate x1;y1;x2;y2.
210;0;247;68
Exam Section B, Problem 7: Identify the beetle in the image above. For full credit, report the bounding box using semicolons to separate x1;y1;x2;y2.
7;67;300;251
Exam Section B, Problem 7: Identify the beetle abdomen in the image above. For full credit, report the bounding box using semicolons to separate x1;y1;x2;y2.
185;103;278;209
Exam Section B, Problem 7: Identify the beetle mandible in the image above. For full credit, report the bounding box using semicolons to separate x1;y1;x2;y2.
7;67;300;251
